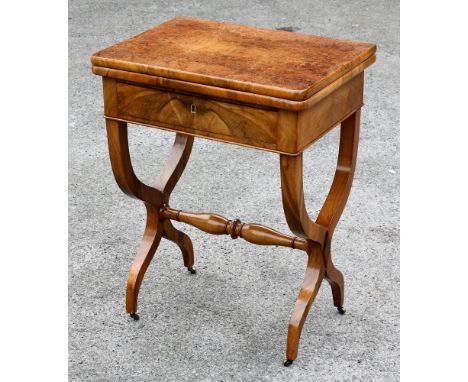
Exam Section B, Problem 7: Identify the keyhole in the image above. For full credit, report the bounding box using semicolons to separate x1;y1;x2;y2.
191;104;197;114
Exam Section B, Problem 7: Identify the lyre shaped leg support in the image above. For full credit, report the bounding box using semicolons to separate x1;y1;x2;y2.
105;110;360;363
105;119;194;318
280;110;360;364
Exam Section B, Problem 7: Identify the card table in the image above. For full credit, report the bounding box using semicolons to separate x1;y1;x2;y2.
91;16;376;366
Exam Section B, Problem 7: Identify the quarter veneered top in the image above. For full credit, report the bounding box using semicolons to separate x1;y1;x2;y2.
91;17;376;101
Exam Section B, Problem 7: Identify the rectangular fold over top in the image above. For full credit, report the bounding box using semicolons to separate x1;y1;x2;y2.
91;17;376;105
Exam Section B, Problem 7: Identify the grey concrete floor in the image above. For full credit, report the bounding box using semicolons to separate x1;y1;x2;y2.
69;1;399;381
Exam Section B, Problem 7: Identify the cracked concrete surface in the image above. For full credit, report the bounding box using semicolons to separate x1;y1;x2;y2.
69;1;399;380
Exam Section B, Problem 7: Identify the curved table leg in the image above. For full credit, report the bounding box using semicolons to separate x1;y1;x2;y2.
323;237;345;313
280;109;361;364
317;110;360;313
163;219;195;273
105;119;194;318
126;205;163;317
155;133;196;272
285;243;325;363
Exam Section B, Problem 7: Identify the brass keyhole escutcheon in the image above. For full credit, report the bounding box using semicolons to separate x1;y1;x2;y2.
191;104;197;114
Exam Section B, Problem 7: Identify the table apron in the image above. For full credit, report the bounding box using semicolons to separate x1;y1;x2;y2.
102;73;364;155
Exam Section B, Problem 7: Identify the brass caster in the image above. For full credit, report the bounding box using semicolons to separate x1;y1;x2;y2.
284;359;293;367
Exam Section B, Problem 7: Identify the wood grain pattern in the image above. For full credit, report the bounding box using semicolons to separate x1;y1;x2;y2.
114;82;278;147
276;73;363;154
92;16;376;101
93;55;375;111
102;72;363;155
297;73;363;152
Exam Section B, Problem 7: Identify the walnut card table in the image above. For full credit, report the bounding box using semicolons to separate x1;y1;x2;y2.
91;17;376;366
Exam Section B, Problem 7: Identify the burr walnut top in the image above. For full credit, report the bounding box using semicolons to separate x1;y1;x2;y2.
92;17;376;101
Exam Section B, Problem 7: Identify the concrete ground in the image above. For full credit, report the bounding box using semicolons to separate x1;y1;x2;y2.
69;1;399;381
